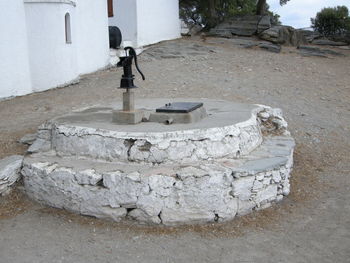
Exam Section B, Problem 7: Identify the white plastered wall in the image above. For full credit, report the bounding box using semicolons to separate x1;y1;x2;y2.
24;1;79;92
1;0;110;99
0;0;32;99
136;0;180;47
109;0;180;48
108;0;138;47
76;0;110;75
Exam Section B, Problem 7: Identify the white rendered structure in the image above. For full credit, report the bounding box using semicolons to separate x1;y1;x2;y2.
0;0;32;98
0;0;109;99
108;0;181;47
22;99;294;225
1;0;180;99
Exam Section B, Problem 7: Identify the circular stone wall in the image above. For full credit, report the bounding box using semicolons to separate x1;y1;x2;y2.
50;99;264;163
22;99;294;225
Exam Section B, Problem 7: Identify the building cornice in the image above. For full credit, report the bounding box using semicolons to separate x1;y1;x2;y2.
24;0;76;7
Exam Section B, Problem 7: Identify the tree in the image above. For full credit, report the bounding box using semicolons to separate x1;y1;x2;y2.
256;0;290;16
180;0;262;29
311;6;350;37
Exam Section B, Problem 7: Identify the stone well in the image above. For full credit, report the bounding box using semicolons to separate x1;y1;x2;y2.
22;99;294;225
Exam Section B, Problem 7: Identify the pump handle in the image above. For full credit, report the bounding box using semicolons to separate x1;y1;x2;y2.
124;47;145;80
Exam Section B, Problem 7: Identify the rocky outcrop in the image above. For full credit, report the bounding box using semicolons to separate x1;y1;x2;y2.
181;21;203;36
298;46;345;57
259;26;308;46
257;43;281;53
332;32;350;44
299;29;350;45
240;41;281;53
0;155;23;195
209;15;271;37
311;39;348;46
298;29;321;43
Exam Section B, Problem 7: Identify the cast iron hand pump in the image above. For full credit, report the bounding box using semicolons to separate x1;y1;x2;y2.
117;47;145;90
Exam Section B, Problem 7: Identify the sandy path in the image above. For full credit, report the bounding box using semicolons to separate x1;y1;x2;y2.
0;38;349;262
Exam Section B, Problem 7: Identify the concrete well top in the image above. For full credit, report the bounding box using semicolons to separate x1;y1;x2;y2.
53;98;261;134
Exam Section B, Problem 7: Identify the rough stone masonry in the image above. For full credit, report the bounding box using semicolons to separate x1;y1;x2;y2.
21;99;295;225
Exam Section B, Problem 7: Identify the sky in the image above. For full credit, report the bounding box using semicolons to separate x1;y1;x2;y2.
268;0;350;29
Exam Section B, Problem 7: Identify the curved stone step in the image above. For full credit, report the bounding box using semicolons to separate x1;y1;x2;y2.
22;135;294;225
28;99;288;164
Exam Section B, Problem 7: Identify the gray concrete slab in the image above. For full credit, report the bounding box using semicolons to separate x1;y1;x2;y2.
54;99;259;133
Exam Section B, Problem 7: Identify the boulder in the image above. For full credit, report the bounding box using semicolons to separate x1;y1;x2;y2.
0;155;23;195
209;15;271;37
258;43;281;53
257;16;272;34
19;133;37;145
180;21;203;36
189;24;203;36
260;26;308;46
242;41;281;53
298;29;321;43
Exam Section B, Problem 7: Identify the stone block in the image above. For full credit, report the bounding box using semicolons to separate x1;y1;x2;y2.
255;184;278;204
160;208;215;226
237;200;256;216
0;155;23;195
232;176;255;201
28;138;51;153
128;208;161;224
74;169;102;185
272;170;282;183
19;133;37;145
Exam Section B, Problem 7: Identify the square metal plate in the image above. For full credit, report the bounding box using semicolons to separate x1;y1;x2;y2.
156;102;203;113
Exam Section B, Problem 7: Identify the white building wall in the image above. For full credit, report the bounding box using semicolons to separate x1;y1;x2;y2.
109;0;138;46
76;0;110;75
24;1;79;92
0;0;32;99
109;0;180;48
136;0;180;46
0;0;179;99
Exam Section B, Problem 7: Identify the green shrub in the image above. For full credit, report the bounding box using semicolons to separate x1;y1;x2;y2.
179;0;281;29
311;6;350;37
180;0;257;29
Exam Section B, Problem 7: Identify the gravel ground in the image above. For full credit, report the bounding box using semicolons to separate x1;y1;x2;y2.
0;37;349;263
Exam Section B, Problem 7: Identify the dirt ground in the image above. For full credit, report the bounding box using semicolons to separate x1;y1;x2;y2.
0;37;349;263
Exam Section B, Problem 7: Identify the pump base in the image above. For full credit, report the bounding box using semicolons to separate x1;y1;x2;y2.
112;110;144;124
